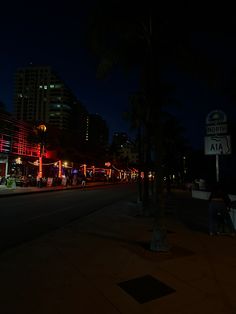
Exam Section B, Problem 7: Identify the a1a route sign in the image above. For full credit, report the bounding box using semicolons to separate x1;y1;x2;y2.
205;135;231;155
206;110;227;125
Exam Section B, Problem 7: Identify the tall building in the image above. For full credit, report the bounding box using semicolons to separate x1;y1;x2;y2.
112;132;129;149
111;132;138;165
86;113;109;148
14;65;84;131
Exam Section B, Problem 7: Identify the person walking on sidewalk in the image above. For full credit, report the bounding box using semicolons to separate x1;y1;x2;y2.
81;174;86;190
208;183;234;236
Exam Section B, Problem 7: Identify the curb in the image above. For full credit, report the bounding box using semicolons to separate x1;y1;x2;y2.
0;182;116;198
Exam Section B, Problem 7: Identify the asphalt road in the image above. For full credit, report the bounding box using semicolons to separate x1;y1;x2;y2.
0;183;137;252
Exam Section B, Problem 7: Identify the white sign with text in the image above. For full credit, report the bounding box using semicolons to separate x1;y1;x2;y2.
205;135;231;155
206;123;227;135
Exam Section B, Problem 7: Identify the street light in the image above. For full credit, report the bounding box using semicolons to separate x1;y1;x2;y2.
37;124;47;133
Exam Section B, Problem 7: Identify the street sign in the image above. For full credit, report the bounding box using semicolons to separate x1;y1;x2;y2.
206;110;227;125
205;135;231;155
205;110;231;182
206;123;227;135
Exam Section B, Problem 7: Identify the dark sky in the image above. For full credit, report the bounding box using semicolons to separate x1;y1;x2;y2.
0;1;139;140
1;1;236;149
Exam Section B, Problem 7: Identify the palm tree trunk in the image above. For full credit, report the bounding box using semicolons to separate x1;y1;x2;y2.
142;136;150;215
137;126;143;203
150;112;170;252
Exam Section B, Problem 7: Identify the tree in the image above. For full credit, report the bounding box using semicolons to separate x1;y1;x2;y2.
86;0;219;251
86;1;186;251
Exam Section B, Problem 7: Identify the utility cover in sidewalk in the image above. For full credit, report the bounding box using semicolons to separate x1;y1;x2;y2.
118;275;175;303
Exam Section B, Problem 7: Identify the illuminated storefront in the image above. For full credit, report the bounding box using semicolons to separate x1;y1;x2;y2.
0;112;40;177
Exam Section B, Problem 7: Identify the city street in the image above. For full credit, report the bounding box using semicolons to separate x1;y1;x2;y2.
0;183;137;252
0;188;236;313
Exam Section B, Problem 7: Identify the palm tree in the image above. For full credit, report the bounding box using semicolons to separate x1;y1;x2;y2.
85;1;183;251
85;0;216;251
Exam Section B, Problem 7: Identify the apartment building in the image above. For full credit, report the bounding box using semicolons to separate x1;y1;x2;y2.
14;65;85;131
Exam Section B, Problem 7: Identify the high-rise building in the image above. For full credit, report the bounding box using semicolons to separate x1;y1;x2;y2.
14;65;84;131
112;132;129;149
86;113;109;148
111;132;138;165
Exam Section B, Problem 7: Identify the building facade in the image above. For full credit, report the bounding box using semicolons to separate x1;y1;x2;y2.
111;132;138;166
14;65;86;132
0;112;40;177
86;113;109;148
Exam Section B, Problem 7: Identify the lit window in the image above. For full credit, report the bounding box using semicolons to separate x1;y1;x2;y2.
50;84;55;88
44;85;48;90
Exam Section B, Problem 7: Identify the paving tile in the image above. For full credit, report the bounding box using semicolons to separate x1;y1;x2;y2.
118;274;176;304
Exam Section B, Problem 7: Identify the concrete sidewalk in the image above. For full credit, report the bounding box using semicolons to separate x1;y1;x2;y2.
0;190;236;313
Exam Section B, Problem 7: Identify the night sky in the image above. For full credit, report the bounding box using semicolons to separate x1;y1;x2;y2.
1;1;236;148
0;1;139;140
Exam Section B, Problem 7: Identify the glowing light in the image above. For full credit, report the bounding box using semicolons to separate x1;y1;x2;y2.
0;114;40;157
83;164;87;176
58;160;62;178
37;124;47;132
38;156;43;178
15;157;22;164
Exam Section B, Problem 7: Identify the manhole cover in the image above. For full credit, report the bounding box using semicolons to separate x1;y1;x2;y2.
118;274;175;303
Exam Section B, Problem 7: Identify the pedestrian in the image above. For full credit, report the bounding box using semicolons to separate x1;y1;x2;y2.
0;176;7;185
81;174;86;189
208;183;235;236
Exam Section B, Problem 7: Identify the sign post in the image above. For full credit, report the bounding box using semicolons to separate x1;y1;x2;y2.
205;110;231;182
216;154;219;183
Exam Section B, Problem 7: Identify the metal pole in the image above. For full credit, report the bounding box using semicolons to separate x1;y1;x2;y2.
216;154;219;182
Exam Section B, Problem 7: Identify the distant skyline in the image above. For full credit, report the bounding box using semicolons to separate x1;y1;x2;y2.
0;61;139;140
